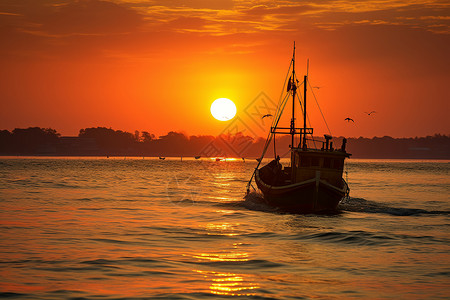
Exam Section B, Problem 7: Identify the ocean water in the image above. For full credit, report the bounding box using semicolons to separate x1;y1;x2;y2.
0;157;449;299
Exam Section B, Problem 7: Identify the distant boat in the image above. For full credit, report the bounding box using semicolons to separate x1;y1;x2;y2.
195;156;201;159
159;157;165;160
246;43;351;214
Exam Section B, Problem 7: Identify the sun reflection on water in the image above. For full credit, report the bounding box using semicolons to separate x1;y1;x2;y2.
194;270;260;296
203;222;241;236
200;222;241;236
192;252;249;262
190;230;260;297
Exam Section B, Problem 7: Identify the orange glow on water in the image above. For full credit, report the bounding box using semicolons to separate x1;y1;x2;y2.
1;158;449;299
194;270;260;297
192;252;249;262
204;222;241;236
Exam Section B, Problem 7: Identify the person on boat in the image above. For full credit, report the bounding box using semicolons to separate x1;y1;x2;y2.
259;155;283;186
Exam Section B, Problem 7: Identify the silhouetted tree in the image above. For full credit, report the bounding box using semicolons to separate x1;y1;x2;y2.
0;130;12;153
1;126;448;158
134;130;140;142
141;131;155;142
9;127;60;154
153;131;189;156
78;127;136;154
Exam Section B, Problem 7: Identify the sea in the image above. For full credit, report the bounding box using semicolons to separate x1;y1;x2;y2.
0;157;449;299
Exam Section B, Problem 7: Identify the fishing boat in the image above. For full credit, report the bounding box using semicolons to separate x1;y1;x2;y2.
246;44;351;213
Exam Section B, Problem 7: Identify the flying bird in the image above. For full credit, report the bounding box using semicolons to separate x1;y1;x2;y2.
262;114;273;119
313;86;322;89
364;111;377;115
344;117;354;122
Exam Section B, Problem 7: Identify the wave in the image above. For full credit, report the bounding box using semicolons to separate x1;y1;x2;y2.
296;229;448;247
340;197;450;216
241;192;449;216
106;292;279;300
299;231;400;246
186;258;285;269
0;292;28;298
240;192;280;213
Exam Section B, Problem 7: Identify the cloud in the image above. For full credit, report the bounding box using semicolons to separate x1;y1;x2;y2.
0;0;144;37
304;2;450;34
3;0;448;39
35;0;144;35
149;0;234;10
0;0;146;59
0;0;448;62
243;4;318;17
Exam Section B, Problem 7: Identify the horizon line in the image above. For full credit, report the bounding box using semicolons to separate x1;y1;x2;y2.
1;126;449;140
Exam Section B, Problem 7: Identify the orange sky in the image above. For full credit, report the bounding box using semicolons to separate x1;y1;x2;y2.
0;0;449;138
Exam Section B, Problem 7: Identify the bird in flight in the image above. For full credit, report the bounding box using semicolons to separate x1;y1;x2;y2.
364;111;377;115
262;114;273;119
344;117;354;122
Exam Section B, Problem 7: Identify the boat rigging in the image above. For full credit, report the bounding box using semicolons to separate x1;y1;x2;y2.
246;43;351;213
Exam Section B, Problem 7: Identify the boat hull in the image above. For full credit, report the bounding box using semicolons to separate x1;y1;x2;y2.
255;169;348;213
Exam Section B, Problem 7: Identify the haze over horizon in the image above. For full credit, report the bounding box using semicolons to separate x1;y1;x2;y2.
0;0;449;139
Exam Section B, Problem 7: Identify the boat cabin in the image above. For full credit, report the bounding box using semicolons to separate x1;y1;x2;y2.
290;136;350;187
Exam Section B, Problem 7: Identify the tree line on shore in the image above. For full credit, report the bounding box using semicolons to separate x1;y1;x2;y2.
0;126;449;159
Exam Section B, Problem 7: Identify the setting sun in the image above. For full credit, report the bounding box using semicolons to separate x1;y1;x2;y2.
210;98;237;121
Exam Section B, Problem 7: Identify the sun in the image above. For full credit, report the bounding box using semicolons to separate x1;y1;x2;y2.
210;98;237;121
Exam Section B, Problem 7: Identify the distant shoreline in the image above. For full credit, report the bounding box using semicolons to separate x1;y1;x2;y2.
1;127;449;160
1;155;449;161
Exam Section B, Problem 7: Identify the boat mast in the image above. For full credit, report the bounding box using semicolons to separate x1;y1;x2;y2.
302;73;307;149
290;42;296;149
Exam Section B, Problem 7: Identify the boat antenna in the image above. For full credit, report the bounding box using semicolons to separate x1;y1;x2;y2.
290;42;296;149
306;58;309;77
302;59;308;149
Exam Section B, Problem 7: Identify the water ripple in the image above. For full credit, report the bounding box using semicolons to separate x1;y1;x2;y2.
340;197;450;216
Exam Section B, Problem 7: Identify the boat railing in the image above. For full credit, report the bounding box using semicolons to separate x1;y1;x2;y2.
291;146;347;153
271;127;313;135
